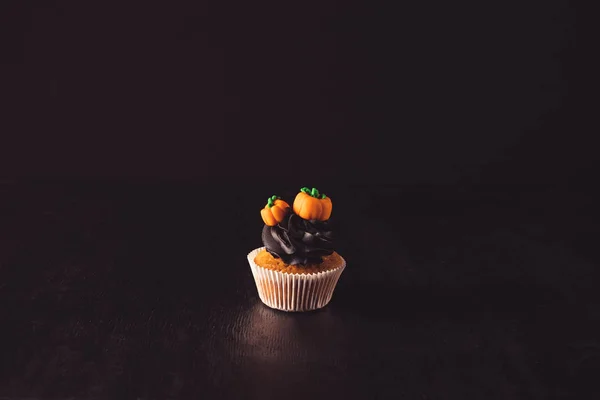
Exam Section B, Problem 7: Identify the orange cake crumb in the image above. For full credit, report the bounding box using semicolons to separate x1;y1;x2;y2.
254;248;344;274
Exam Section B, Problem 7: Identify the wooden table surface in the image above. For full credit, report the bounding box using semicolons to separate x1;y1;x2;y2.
0;182;598;399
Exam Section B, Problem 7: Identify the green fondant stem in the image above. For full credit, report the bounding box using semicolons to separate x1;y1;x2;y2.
301;187;326;199
267;195;281;208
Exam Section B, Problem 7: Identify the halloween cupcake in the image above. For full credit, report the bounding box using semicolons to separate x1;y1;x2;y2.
247;187;346;312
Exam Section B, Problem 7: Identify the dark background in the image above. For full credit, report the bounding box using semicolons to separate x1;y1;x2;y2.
1;0;598;399
0;0;592;183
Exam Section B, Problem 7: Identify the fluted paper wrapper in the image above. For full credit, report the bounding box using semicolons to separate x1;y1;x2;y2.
247;247;346;312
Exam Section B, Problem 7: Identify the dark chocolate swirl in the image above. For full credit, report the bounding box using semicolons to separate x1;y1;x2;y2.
261;211;334;266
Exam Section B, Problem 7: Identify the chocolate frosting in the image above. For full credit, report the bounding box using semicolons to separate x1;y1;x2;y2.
261;211;334;266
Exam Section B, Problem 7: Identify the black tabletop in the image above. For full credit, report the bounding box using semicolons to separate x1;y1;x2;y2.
0;182;598;399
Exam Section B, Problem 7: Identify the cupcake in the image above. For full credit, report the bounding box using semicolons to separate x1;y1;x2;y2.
247;187;346;312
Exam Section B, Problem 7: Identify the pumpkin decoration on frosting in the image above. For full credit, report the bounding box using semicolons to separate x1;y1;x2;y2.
293;187;332;221
260;195;290;226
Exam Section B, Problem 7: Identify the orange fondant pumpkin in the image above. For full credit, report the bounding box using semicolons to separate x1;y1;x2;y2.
293;187;332;221
260;195;290;226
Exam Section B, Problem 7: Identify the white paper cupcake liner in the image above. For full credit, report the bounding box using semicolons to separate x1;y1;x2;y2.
247;247;346;312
